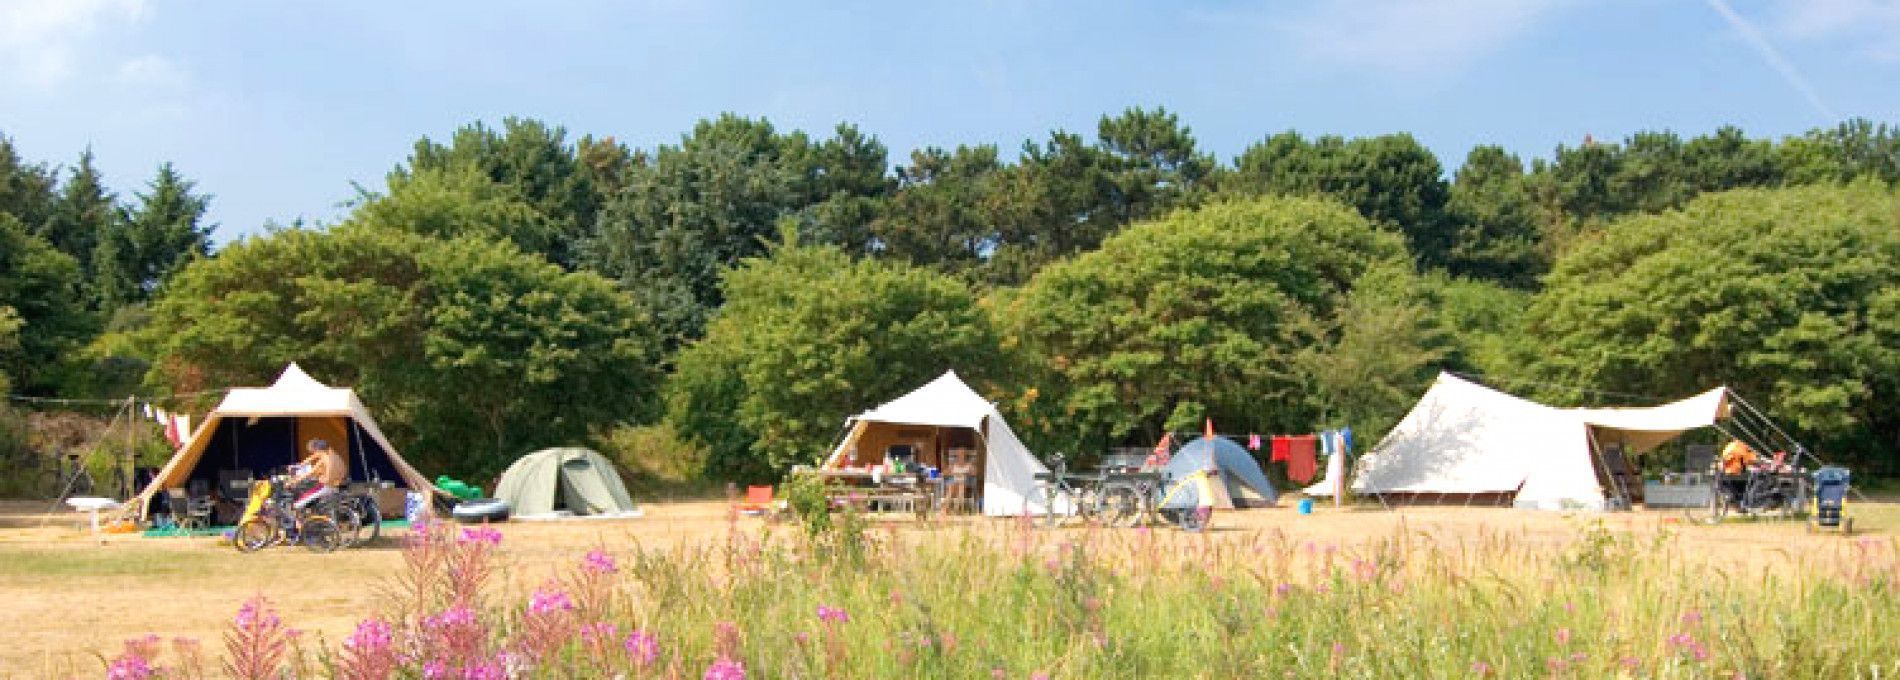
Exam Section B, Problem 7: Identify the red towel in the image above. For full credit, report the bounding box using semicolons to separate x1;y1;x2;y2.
1270;436;1291;462
1287;435;1319;483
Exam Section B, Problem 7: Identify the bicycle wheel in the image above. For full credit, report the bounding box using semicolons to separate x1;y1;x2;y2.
301;517;344;553
1176;505;1212;533
355;495;383;544
235;519;276;552
331;505;366;548
1097;483;1145;528
1041;486;1069;528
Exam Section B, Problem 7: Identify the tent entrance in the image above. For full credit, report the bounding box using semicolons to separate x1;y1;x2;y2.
827;421;986;508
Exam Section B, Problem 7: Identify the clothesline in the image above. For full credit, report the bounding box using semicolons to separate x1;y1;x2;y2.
3;388;229;407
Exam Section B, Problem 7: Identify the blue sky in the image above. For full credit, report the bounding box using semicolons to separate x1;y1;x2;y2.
2;0;1897;244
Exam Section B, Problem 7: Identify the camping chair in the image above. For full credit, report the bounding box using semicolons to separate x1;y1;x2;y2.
1683;445;1716;484
737;486;775;516
165;488;213;531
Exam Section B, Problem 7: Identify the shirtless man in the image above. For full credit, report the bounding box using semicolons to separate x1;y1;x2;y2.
292;438;348;510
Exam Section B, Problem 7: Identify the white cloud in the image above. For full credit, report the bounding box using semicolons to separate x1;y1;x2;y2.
0;0;150;88
1773;0;1900;62
1272;0;1572;75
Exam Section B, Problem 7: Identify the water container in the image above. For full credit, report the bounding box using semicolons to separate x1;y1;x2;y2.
1297;498;1314;515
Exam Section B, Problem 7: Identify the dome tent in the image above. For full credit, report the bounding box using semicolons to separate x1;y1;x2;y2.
1164;435;1279;509
493;447;641;519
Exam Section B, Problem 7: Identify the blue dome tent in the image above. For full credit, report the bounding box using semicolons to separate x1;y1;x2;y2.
1164;435;1279;509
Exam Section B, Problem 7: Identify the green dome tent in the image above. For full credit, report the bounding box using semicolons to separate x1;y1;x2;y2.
493;448;642;519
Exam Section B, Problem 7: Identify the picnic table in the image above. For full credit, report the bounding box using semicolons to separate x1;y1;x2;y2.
816;469;936;518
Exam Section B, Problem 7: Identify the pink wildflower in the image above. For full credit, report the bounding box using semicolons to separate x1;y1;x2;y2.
704;657;746;680
816;605;850;624
582;549;617;575
991;668;1007;679
1621;656;1642;670
458;526;503;546
625;630;661;667
1555;627;1571;645
1691;643;1710;662
1031;673;1050;680
1681;609;1703;625
793;632;810;645
346;618;394;652
1470;661;1491;676
528;586;576;615
106;653;154;680
1274;583;1294;597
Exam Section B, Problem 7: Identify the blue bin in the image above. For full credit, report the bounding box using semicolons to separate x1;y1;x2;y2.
1297;498;1314;515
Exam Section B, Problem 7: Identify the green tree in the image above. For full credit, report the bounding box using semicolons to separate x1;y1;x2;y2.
0;134;59;229
666;239;996;479
1775;118;1900;186
1002;196;1412;452
1231;132;1452;268
1526;183;1900;466
1684;125;1781;192
38;150;116;280
140;225;658;478
1096;106;1215;223
395;118;616;268
354;165;558;256
871;145;1007;274
589;115;889;344
91;163;212;307
1445;146;1544;287
0;214;90;392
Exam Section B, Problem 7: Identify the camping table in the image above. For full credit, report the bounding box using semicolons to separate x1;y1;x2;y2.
818;470;935;518
65;496;123;544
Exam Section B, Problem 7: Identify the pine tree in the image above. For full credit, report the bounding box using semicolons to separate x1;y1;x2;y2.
94;163;212;307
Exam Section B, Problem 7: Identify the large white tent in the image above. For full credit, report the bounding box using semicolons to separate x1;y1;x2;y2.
1340;372;1728;510
133;363;437;517
822;371;1048;516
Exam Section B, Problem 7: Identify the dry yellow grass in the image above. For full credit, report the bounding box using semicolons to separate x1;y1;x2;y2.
0;497;1889;676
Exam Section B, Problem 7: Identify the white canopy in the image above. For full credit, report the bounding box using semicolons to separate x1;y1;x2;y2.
823;371;1049;516
1351;372;1729;510
134;363;436;515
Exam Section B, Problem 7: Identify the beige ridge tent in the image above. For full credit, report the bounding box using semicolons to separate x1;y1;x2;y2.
494;447;642;519
1328;372;1729;510
822;371;1049;516
133;363;436;517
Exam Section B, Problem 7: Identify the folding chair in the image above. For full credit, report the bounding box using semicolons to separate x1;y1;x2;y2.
737;485;774;516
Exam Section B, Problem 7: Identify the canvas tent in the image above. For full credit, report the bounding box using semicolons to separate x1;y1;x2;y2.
1165;436;1278;509
822;371;1048;516
133;363;436;517
1345;372;1728;510
494;448;641;519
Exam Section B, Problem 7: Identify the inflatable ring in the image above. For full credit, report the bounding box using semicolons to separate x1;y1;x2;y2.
450;498;511;523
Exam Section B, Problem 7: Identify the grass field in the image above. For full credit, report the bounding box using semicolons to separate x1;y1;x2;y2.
2;498;1896;677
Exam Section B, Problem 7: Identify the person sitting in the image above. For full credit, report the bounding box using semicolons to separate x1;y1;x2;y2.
291;438;348;511
1719;439;1757;504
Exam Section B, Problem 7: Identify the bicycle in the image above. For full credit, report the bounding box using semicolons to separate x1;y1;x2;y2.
329;488;383;547
1097;465;1218;532
1689;455;1809;525
233;475;344;553
1035;452;1106;528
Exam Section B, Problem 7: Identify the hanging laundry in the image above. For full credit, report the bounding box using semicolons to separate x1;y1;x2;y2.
1148;432;1174;467
1248;433;1262;451
1203;417;1215;441
163;417;181;447
1270;435;1291;462
1319;430;1335;458
1287;434;1319;483
154;407;170;426
1340;426;1353;454
176;414;192;441
142;403;155;419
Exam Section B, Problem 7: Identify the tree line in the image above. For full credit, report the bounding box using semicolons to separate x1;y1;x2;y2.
1;111;1896;482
